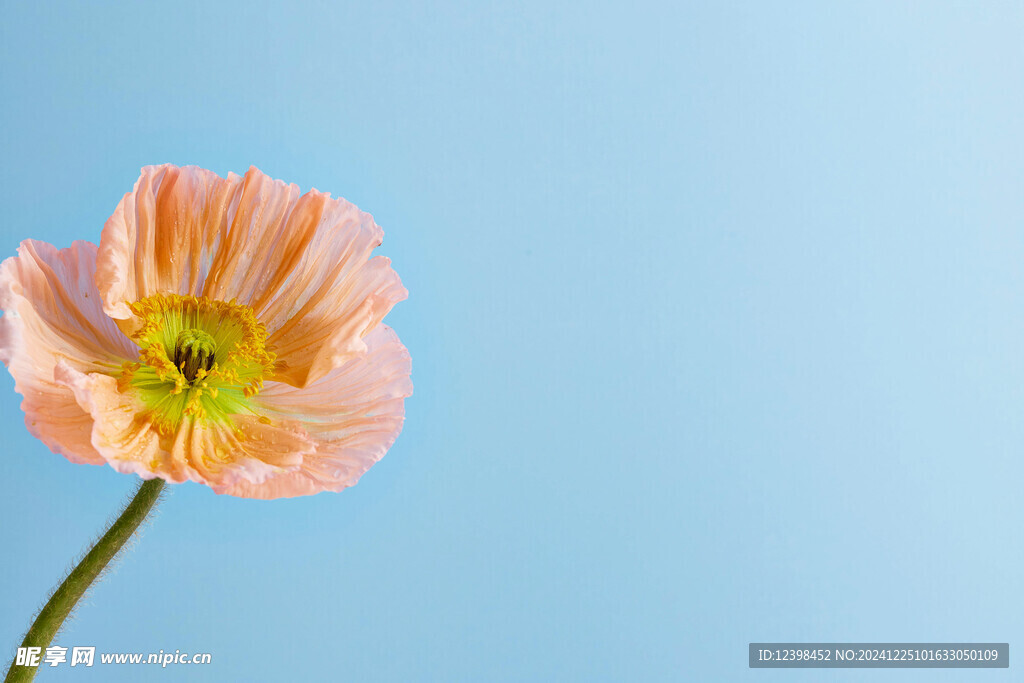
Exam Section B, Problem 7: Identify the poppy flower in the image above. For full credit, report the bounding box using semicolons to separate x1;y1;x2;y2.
0;164;412;499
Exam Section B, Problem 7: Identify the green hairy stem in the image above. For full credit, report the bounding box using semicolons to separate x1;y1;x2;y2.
4;478;165;682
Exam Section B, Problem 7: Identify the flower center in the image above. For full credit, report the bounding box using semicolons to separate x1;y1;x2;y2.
173;328;217;381
117;294;277;435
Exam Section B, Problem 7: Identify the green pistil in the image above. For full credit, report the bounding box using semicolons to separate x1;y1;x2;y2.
173;328;216;382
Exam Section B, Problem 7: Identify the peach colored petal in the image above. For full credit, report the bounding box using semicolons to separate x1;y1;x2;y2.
55;361;315;488
97;165;407;385
96;165;237;322
0;240;138;465
222;325;412;499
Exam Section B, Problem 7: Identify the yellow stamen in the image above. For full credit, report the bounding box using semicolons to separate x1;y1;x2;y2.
117;294;276;433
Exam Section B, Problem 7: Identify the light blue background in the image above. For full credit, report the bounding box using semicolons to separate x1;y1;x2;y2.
1;1;1021;681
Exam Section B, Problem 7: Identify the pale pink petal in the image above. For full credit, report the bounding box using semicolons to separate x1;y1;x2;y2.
222;324;412;499
55;362;316;488
96;165;407;385
0;240;137;465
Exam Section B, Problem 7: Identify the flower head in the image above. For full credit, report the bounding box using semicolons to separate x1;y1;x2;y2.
0;165;412;498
